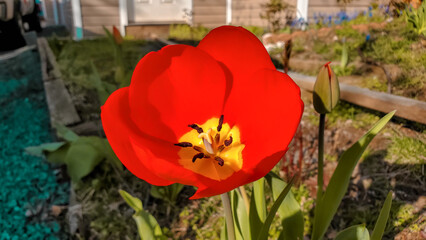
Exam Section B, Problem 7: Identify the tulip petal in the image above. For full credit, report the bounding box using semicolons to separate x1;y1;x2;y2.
129;44;227;143
189;151;286;199
101;87;173;186
197;26;275;101
224;69;304;172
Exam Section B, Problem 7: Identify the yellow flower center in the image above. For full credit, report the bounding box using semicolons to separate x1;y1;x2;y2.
175;116;244;181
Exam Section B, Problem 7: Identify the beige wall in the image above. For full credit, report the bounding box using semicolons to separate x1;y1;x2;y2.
80;0;120;36
192;0;227;28
232;0;297;27
308;0;374;21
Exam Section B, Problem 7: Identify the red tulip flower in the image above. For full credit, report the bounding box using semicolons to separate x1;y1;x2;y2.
101;26;303;199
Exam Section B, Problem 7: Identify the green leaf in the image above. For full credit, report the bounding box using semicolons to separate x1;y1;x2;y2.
253;178;267;222
371;192;393;240
103;139;123;170
90;61;111;105
150;184;184;204
249;178;266;239
335;225;370;240
54;123;79;142
312;111;395;240
256;176;295;240
64;137;105;182
119;189;143;212
266;172;304;240
25;142;66;157
103;26;114;44
341;43;348;68
119;70;133;88
119;190;164;240
221;221;228;240
231;189;251;240
46;144;70;164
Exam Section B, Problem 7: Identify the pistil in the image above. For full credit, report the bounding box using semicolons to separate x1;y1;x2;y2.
198;128;214;154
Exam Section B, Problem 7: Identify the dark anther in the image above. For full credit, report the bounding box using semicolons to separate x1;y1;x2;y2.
215;156;224;166
214;133;220;144
224;136;233;146
192;153;205;163
217;115;224;132
188;124;203;133
174;142;193;147
193;146;204;153
217;145;225;152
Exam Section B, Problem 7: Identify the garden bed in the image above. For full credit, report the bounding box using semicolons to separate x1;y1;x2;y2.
265;17;426;101
44;27;426;239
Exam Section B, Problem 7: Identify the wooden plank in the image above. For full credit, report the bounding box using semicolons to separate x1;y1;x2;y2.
309;0;370;6
82;16;120;26
38;38;81;126
287;71;426;125
193;15;226;24
80;0;118;7
193;0;226;7
81;6;119;17
83;25;115;36
193;6;226;15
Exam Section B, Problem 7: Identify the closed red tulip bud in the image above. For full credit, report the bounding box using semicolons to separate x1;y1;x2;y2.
313;62;340;114
113;26;123;45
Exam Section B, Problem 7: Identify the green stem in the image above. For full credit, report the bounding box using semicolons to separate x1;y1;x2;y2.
239;186;250;215
221;192;235;240
317;113;326;200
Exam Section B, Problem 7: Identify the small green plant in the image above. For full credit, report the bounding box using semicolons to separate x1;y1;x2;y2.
119;190;167;240
260;0;294;33
334;40;356;76
404;1;426;36
26;124;122;183
150;184;185;216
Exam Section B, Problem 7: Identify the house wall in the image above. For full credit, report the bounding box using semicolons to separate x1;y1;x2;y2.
42;0;57;26
80;0;120;36
308;0;374;21
192;0;227;28
59;0;73;31
231;0;297;27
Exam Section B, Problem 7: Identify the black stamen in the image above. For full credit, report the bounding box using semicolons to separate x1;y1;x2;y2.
215;156;224;166
224;136;233;146
174;142;193;147
188;124;203;133
193;146;204;153
192;153;205;163
217;115;224;132
217;145;225;152
214;133;220;144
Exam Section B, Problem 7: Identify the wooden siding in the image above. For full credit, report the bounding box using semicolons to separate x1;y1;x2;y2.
193;0;226;28
232;0;297;27
308;0;373;21
80;0;120;36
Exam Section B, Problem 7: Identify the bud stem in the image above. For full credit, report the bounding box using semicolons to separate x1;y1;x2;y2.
317;113;326;200
221;192;236;240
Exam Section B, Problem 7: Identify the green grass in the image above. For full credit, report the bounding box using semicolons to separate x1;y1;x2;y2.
307;101;380;129
169;24;210;41
49;37;158;122
386;135;426;165
361;76;388;92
